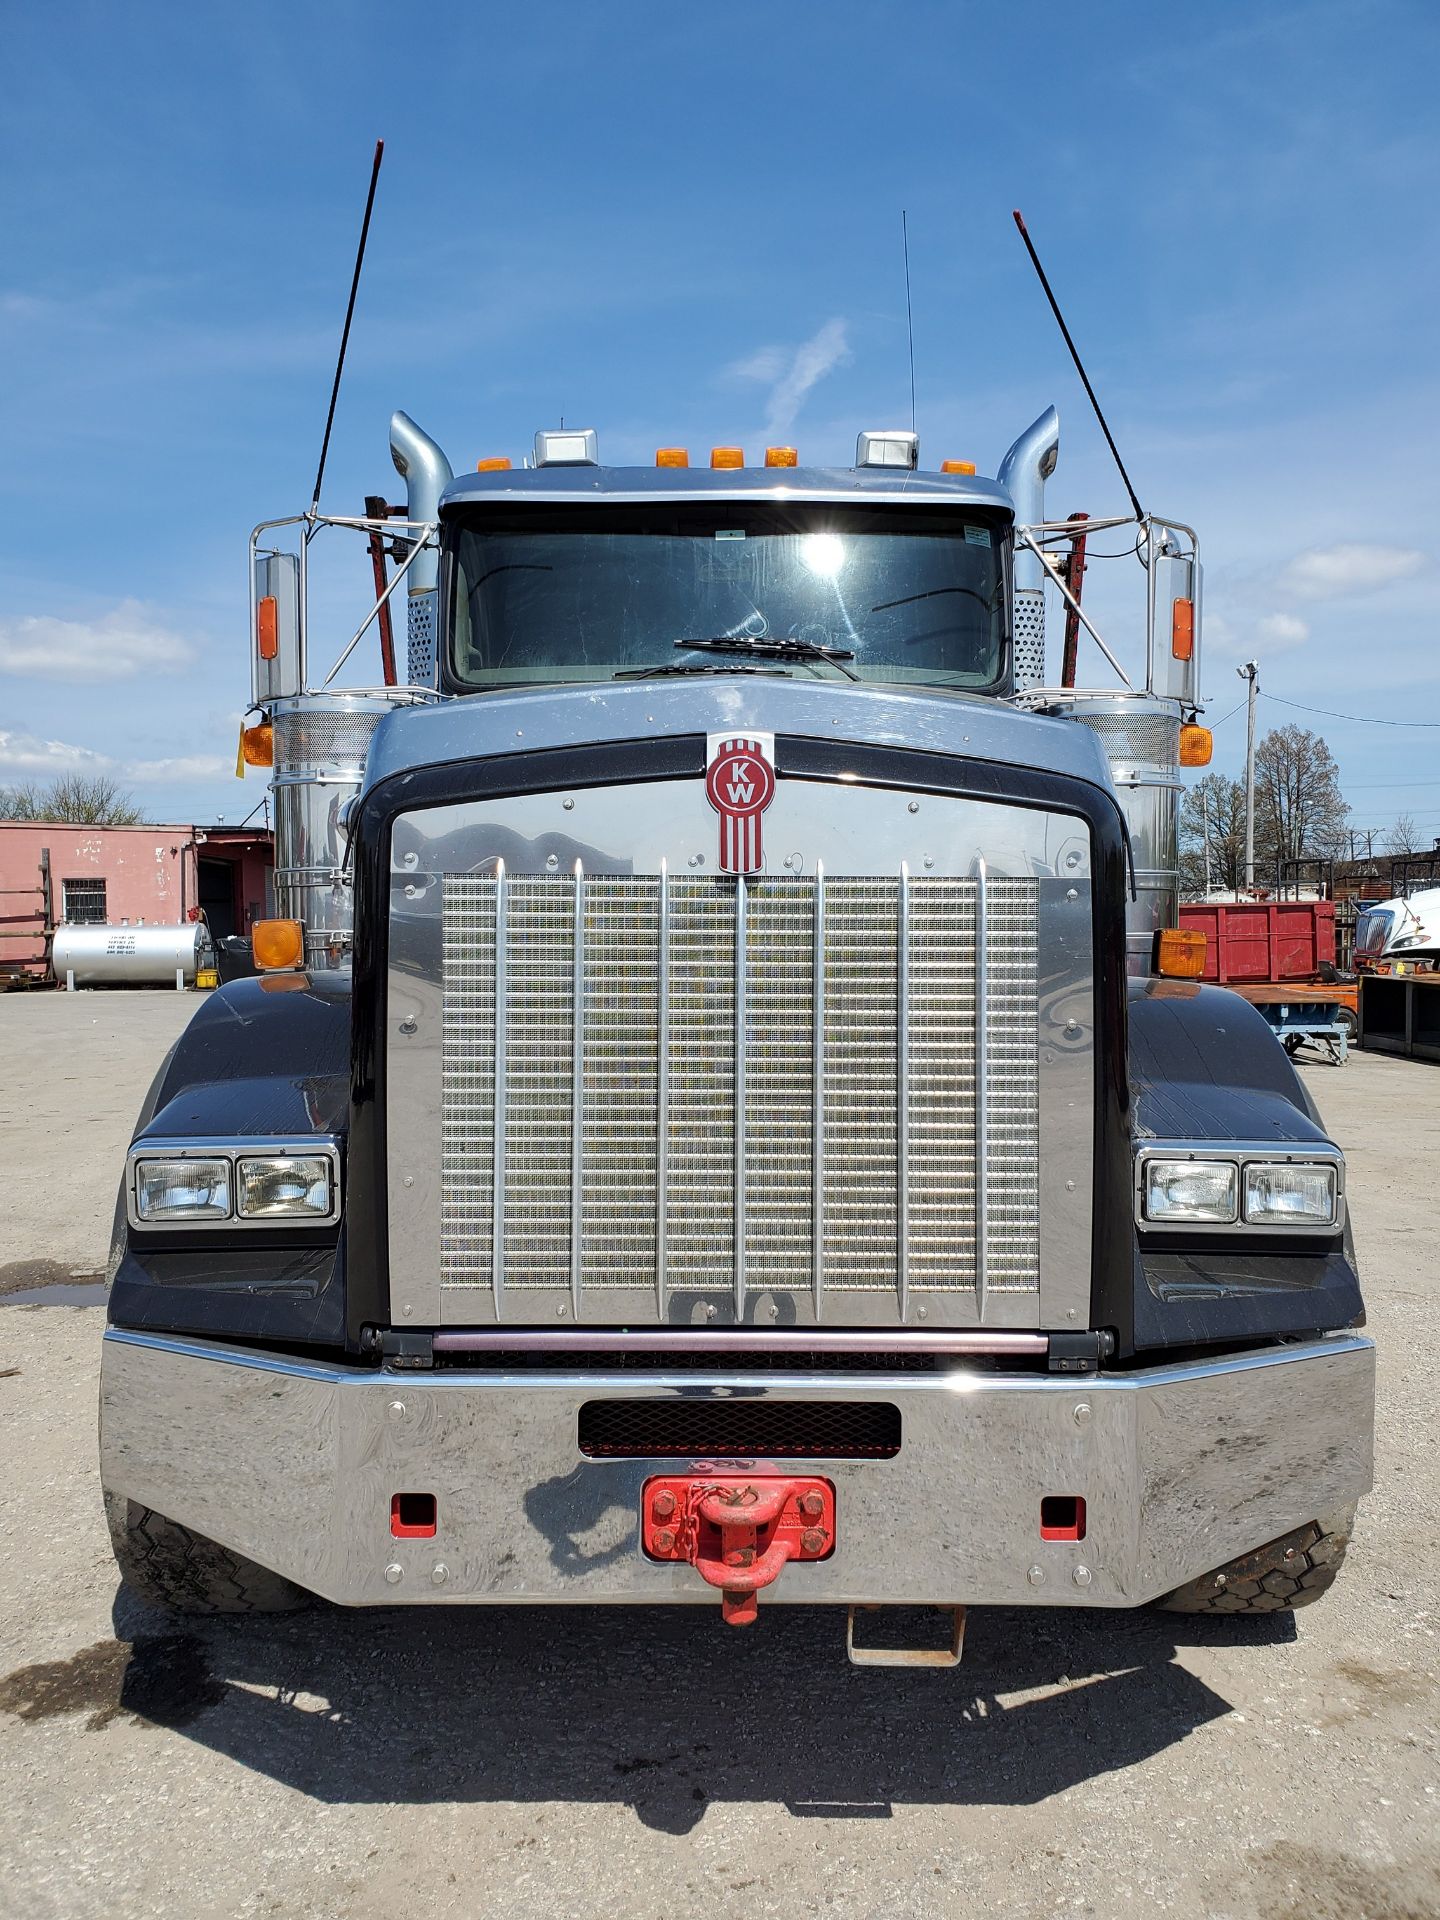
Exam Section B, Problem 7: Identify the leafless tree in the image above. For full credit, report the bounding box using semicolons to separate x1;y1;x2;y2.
0;775;144;825
1254;725;1348;868
1384;813;1420;855
1179;772;1247;895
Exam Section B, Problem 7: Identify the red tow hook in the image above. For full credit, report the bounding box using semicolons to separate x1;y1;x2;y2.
642;1474;835;1625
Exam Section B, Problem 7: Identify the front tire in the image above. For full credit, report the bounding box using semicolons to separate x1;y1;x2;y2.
1157;1508;1355;1614
105;1494;310;1614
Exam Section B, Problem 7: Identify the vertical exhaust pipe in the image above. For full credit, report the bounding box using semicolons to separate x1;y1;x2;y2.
389;411;454;686
998;406;1060;692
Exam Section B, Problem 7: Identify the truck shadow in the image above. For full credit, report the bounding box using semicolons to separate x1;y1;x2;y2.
106;1592;1284;1832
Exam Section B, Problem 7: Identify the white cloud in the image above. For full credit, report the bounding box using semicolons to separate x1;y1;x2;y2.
0;600;193;681
0;730;231;787
1255;612;1309;649
1277;543;1427;601
727;318;852;440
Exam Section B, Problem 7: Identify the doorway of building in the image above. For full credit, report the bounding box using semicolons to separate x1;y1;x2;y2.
198;857;237;941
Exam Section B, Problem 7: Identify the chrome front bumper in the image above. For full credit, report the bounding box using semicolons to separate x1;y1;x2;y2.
98;1329;1374;1609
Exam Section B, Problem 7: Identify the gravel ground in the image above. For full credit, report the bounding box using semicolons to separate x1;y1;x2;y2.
0;991;1435;1920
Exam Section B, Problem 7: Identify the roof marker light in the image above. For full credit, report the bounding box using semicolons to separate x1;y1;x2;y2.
475;456;512;472
711;447;745;469
656;448;690;468
765;446;798;468
941;459;977;475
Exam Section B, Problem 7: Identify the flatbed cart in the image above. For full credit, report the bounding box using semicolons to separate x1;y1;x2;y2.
1230;982;1358;1065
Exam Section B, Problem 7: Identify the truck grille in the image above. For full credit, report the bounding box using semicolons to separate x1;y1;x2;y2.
440;871;1039;1322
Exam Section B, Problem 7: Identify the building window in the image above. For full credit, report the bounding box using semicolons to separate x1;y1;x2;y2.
62;878;108;925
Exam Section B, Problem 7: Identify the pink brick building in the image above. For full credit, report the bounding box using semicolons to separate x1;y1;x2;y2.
0;823;273;981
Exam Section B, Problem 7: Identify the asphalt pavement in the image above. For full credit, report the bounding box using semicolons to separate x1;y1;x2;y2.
0;989;1435;1920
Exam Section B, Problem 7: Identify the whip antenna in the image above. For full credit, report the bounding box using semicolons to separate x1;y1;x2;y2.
310;139;385;516
1012;209;1143;519
902;209;917;433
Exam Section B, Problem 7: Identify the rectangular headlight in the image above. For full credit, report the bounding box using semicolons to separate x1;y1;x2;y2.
1243;1163;1337;1227
134;1157;232;1222
236;1155;334;1221
1144;1158;1238;1223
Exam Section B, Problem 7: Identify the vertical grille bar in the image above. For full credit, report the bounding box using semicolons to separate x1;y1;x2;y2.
733;873;748;1321
570;861;585;1321
656;859;669;1320
974;855;989;1323
897;862;911;1322
812;861;826;1321
491;860;508;1319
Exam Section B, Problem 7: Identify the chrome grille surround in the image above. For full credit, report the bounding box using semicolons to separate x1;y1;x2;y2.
386;776;1095;1329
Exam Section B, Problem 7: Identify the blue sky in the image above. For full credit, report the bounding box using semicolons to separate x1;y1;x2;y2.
2;0;1438;847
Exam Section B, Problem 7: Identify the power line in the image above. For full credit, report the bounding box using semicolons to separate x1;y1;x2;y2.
1262;691;1440;729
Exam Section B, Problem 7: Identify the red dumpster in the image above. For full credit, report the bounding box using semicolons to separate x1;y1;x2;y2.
1178;901;1337;985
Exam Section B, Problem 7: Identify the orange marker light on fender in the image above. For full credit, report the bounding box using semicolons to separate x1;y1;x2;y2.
1179;724;1213;767
1155;928;1207;980
257;596;279;661
765;446;798;468
241;722;273;768
475;456;512;472
655;448;689;468
1172;596;1195;661
252;919;305;973
941;459;978;475
710;447;745;470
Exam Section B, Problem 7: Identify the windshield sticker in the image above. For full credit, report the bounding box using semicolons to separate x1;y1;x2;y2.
964;525;992;547
715;529;746;541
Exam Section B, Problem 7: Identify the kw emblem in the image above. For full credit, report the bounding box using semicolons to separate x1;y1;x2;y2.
705;732;776;874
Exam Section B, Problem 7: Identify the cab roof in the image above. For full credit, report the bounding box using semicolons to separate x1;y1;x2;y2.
439;463;1015;514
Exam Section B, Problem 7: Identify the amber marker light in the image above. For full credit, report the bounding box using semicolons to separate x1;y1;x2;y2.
941;460;978;475
241;722;273;768
710;447;745;469
1155;928;1207;980
655;448;690;468
475;457;512;472
251;919;305;973
1179;724;1213;767
765;446;798;468
1172;596;1195;661
256;596;279;661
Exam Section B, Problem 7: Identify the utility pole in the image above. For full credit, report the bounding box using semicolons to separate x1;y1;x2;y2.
1238;660;1259;894
1202;786;1214;895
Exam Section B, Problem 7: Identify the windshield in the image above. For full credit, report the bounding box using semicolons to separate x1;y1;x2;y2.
444;502;1009;692
1354;908;1394;958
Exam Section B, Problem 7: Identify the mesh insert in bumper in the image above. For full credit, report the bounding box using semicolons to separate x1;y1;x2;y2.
577;1398;902;1459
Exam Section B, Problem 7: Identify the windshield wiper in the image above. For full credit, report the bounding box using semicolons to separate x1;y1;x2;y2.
613;662;790;679
673;636;860;681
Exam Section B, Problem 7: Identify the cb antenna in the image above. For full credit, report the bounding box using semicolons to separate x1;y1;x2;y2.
1012;209;1143;520
902;209;917;433
310;139;385;517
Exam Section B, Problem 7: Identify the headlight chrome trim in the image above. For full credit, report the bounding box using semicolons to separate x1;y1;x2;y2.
1135;1143;1344;1235
126;1138;343;1232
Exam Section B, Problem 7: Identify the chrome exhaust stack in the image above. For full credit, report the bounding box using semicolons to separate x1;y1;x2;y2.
998;406;1060;692
389;411;454;686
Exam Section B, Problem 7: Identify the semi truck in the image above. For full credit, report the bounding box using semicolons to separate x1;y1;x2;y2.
98;405;1373;1662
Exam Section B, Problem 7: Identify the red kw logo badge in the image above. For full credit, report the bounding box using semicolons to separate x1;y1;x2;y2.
705;733;776;874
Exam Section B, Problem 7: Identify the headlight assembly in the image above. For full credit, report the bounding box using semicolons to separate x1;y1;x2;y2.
134;1157;232;1222
236;1155;334;1221
1243;1162;1338;1227
127;1140;341;1230
1137;1147;1343;1234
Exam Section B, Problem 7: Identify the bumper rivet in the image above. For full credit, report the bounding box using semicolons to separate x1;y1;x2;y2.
1073;1403;1092;1427
399;1017;417;1036
431;1564;449;1587
387;1400;406;1421
562;797;575;811
1028;1565;1045;1586
1072;1565;1093;1588
384;1563;404;1585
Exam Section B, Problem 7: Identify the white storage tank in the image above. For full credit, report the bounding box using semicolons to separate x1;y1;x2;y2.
53;922;213;988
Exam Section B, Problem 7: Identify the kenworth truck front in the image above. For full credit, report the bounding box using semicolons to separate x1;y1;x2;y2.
99;410;1372;1657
